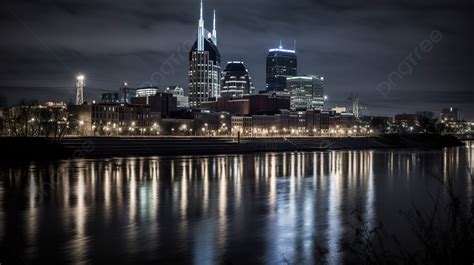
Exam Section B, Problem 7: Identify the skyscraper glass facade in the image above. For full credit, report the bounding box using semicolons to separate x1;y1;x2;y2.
188;1;221;107
265;47;297;92
220;61;255;98
286;75;324;110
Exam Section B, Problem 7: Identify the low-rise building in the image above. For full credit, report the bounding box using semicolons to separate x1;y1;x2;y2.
394;113;419;126
252;115;279;136
331;107;347;114
201;94;290;115
231;116;252;136
131;92;177;118
165;86;189;108
441;107;460;122
101;92;121;103
159;118;194;135
194;111;231;136
70;103;154;135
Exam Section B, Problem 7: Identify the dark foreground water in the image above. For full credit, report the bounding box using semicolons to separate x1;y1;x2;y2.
1;146;473;264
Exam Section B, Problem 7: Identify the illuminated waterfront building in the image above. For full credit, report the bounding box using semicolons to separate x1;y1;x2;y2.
265;45;297;93
230;116;252;135
166;86;189;108
136;86;160;98
441;107;461;122
332;107;347;114
201;94;290;115
69;103;153;135
188;1;221;107
220;61;255;97
286;75;324;110
131;92;177;118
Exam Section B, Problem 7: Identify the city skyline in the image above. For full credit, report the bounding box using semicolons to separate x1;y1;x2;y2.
0;0;472;119
0;2;473;263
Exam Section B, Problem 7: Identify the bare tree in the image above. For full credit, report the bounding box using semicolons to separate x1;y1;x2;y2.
341;155;474;265
4;104;76;143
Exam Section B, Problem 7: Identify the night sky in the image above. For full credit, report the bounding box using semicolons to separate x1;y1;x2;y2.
1;0;472;119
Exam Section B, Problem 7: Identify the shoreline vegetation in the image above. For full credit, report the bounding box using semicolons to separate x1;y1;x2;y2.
334;159;474;265
0;134;465;160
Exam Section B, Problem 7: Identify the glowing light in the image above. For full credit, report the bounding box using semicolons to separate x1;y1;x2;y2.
269;48;296;53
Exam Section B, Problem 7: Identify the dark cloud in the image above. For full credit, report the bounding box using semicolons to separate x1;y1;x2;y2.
0;0;472;119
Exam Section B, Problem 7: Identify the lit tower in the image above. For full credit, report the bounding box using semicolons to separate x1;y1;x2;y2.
348;95;360;119
197;0;205;51
265;42;297;93
212;10;217;46
120;81;135;103
188;0;221;107
75;74;85;105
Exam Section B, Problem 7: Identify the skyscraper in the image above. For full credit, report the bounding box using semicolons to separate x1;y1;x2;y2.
265;44;297;93
286;75;324;110
188;1;221;107
220;61;255;98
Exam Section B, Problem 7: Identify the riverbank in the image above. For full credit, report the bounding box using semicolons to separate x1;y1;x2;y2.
0;134;465;160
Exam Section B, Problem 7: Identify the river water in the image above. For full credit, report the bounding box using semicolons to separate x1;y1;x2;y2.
0;146;473;264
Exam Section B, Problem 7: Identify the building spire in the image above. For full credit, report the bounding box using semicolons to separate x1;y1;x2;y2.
213;9;217;45
198;0;204;51
279;40;283;49
200;0;203;19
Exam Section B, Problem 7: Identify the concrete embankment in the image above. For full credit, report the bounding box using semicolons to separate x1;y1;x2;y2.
0;134;464;160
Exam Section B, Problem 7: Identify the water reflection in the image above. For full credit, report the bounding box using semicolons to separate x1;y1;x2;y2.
0;147;472;264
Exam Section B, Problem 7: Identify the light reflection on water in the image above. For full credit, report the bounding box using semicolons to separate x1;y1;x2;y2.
0;147;472;264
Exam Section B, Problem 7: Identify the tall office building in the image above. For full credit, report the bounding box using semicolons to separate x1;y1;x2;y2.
220;61;255;98
188;1;221;107
286;75;324;110
265;44;297;93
